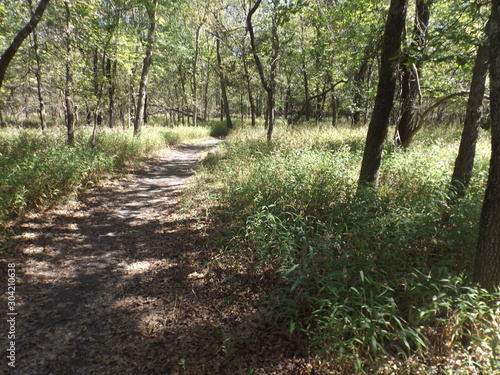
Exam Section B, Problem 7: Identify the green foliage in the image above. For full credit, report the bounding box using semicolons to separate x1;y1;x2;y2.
0;125;210;223
209;120;230;138
193;124;498;372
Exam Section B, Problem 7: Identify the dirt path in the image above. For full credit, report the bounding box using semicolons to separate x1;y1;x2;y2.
1;139;308;375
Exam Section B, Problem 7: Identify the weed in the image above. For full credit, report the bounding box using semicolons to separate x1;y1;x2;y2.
190;123;497;372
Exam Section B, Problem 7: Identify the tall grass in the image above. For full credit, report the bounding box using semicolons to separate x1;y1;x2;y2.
192;123;499;373
0;125;210;223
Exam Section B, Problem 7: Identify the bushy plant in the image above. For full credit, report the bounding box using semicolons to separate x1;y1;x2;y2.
209;120;230;138
192;123;498;372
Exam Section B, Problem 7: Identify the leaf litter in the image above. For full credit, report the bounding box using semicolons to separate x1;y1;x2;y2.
0;139;325;375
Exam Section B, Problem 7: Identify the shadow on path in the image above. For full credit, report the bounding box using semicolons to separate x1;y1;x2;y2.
1;138;308;375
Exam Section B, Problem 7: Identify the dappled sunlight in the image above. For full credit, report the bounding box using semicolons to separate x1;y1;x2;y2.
22;260;62;280
2;139;267;375
118;259;172;277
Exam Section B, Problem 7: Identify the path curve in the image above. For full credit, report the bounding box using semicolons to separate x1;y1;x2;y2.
4;139;227;374
2;137;308;375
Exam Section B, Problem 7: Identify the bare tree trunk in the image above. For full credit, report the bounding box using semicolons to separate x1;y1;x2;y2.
0;108;5;128
216;32;233;130
192;22;204;127
33;33;47;132
474;1;500;292
203;63;209;121
300;16;312;121
178;63;187;125
242;51;256;126
247;0;278;142
394;0;432;148
284;82;291;124
358;0;408;187
174;84;180;123
128;73;136;129
449;43;489;201
134;0;157;137
28;0;47;132
331;92;337;127
268;5;278;141
353;44;376;127
107;58;117;128
63;1;75;145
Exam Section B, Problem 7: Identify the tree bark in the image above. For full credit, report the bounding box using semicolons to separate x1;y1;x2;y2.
242;50;256;126
247;0;278;142
134;0;157;137
178;63;187;125
0;0;50;91
203;62;210;121
267;6;278;142
0;108;5;128
107;58;117;128
192;22;204;127
64;1;75;145
449;43;489;201
395;0;432;148
331;92;337;127
32;31;47;132
216;32;233;130
358;0;408;187
28;0;47;133
353;44;376;127
474;1;500;292
300;16;312;121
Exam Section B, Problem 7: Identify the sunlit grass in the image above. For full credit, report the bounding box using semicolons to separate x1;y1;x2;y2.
191;122;498;373
0;125;210;223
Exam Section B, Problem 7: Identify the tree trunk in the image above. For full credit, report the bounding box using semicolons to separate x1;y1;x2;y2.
0;0;50;90
32;31;47;132
0;108;5;128
64;1;75;145
143;92;148;124
473;2;500;292
134;0;157;137
284;82;291;124
395;0;432;148
192;22;203;127
267;5;278;142
331;92;337;127
216;32;233;130
302;69;312;121
178;63;187;125
300;17;312;121
358;0;408;187
203;63;209;121
353;44;375;127
242;51;256;127
449;43;489;201
247;0;278;142
107;58;117;128
28;0;47;133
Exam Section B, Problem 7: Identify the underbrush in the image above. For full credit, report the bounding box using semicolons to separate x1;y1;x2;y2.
192;124;500;373
0;125;210;223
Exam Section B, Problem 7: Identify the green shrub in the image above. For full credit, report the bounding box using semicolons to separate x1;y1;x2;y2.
209;120;230;138
191;124;498;372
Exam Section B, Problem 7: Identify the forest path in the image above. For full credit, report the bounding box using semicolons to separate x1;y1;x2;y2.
3;138;303;375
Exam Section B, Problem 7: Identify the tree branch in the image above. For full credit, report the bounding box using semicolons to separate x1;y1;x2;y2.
0;0;51;90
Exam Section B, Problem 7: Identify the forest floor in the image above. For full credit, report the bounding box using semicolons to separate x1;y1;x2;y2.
1;139;314;375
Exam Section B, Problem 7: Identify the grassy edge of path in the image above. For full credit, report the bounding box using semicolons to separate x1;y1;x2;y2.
0;125;212;230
